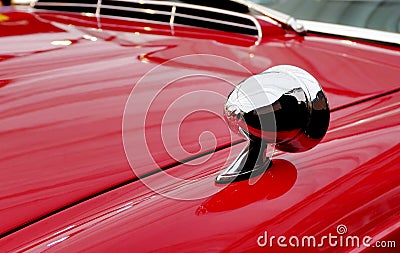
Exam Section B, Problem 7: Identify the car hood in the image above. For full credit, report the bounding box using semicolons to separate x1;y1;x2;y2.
0;8;400;237
2;87;400;252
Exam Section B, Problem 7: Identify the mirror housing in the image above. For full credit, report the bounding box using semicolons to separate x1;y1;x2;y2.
216;65;330;184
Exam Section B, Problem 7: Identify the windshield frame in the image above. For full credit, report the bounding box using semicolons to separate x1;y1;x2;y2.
235;0;400;46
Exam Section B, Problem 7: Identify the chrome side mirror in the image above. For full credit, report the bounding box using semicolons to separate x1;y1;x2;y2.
216;65;330;184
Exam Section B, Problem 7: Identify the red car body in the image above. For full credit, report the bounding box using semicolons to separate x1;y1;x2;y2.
0;1;399;252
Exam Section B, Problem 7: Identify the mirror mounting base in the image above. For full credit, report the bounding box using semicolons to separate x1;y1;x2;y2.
215;140;272;184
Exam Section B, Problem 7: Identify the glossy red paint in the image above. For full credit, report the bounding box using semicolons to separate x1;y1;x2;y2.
1;91;399;252
0;5;399;248
0;9;246;235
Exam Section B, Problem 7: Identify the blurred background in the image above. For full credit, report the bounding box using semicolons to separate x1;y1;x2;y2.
1;0;36;6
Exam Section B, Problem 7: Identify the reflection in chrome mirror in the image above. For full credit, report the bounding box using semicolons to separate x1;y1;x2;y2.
216;65;330;184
